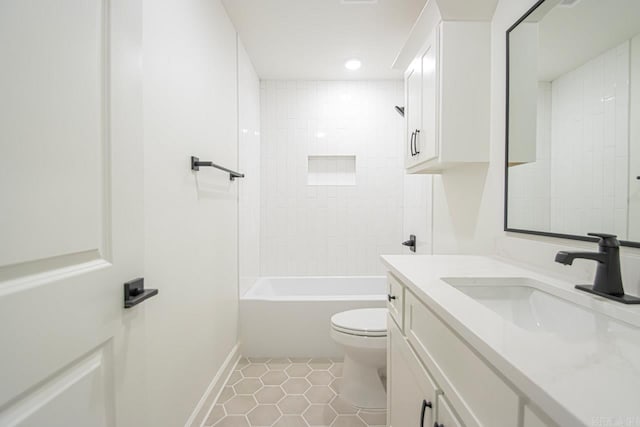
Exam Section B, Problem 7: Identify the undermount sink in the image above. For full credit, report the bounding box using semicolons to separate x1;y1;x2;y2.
441;277;638;340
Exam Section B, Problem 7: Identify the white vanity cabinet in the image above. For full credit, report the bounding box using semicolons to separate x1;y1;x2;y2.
436;395;463;427
386;272;558;427
405;27;438;169
403;21;490;174
388;318;438;427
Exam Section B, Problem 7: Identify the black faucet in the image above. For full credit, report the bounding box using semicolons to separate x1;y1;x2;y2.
555;233;640;304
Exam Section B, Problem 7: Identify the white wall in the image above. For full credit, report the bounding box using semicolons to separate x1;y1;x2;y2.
432;163;497;254
142;1;240;425
260;80;405;276
403;175;433;254
238;40;261;296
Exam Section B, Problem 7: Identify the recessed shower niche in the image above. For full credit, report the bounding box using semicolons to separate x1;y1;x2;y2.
307;155;357;186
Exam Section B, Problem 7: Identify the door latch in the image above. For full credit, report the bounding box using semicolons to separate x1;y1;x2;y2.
124;278;158;308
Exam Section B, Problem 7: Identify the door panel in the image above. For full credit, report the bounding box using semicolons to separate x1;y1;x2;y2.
0;0;107;267
437;395;463;427
419;29;438;162
388;317;435;427
405;65;421;167
0;1;145;426
0;346;113;427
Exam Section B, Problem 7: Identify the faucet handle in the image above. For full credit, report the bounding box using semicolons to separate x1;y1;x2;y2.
587;232;619;248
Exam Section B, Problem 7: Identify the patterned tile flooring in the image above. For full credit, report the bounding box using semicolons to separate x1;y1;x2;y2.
203;357;387;427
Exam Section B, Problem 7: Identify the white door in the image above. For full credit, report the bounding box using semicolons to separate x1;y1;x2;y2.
0;1;147;427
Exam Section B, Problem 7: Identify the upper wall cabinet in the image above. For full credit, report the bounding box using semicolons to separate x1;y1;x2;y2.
404;20;490;174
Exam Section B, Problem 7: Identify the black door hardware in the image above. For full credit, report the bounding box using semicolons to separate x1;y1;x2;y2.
387;294;396;302
402;235;416;252
191;156;245;181
420;399;432;427
414;129;420;155
124;278;158;308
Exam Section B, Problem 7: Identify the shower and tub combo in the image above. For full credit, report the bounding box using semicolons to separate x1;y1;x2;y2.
240;275;389;409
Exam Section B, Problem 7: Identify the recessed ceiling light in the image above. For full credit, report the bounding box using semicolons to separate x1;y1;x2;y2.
345;59;361;70
558;0;583;6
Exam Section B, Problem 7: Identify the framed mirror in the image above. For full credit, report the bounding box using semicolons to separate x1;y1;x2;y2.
505;0;640;248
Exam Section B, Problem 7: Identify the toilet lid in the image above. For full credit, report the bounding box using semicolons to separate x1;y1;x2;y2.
331;308;388;337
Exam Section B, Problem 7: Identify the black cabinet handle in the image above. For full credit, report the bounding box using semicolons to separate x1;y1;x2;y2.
387;294;397;302
420;400;432;427
414;129;421;154
411;130;418;156
409;132;416;157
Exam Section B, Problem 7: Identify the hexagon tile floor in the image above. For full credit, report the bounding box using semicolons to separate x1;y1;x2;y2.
202;357;387;427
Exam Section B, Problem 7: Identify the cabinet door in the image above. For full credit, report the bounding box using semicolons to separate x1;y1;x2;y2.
524;405;557;427
436;395;464;427
405;62;422;167
418;27;439;163
387;273;404;331
388;317;437;427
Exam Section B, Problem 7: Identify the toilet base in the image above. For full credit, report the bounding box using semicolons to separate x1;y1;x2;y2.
340;351;387;410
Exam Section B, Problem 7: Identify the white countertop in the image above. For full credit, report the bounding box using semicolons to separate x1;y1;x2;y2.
380;255;640;427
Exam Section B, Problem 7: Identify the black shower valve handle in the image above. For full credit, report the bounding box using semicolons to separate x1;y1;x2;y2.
402;235;417;253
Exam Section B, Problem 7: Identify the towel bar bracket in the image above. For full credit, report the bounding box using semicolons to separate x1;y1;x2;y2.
191;156;245;181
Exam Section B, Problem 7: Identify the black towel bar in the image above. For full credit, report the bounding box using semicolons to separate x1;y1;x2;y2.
191;156;245;181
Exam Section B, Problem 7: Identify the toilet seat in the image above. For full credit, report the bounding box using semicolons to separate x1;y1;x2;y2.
331;308;387;337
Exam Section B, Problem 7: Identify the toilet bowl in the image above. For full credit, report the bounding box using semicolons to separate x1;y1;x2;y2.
330;308;388;410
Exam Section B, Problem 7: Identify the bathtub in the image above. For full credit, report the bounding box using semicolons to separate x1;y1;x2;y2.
240;276;387;358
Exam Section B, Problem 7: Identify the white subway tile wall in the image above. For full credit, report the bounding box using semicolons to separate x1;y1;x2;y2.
550;41;629;237
260;80;404;276
508;41;630;238
238;40;262;297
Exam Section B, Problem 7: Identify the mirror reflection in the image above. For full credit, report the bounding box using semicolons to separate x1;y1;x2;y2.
506;0;640;245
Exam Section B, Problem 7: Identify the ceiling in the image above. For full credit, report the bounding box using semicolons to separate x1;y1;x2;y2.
222;0;427;80
521;0;640;81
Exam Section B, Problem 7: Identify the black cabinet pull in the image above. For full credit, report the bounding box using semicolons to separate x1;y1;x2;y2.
387;294;397;302
414;129;421;154
410;131;416;156
420;399;432;427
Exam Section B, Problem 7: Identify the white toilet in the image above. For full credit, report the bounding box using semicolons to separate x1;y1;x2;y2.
330;308;388;410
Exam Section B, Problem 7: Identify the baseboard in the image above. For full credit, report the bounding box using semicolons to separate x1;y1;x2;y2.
184;343;241;427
